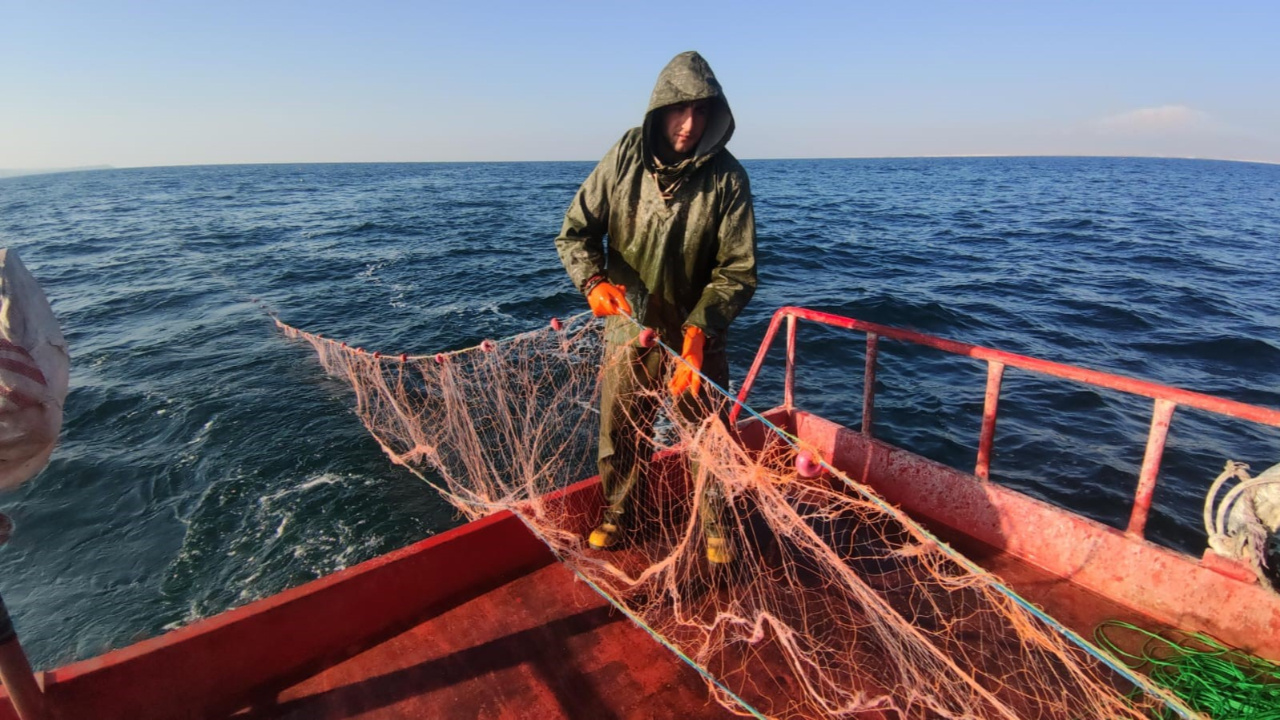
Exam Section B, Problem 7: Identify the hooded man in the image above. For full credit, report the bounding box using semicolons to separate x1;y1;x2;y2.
554;51;757;564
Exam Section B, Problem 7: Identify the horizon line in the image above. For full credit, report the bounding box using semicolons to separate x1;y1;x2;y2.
3;153;1277;177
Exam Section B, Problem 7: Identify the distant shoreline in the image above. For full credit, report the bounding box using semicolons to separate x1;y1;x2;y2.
0;166;114;179
3;156;1277;177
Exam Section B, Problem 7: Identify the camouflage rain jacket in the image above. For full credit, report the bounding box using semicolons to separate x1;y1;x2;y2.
554;51;757;348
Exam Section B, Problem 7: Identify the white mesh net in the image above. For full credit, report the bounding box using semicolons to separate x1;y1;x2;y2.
278;313;1188;719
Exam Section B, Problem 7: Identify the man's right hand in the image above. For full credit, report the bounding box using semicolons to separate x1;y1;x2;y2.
587;281;633;317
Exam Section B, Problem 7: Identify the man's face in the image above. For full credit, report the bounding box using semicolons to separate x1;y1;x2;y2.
662;100;709;155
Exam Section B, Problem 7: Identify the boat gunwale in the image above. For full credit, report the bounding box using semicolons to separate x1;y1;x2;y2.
6;304;1280;717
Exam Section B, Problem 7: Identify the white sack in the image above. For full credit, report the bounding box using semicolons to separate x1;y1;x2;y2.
0;249;69;489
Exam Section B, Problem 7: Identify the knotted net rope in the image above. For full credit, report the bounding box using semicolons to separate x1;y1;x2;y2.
278;313;1194;719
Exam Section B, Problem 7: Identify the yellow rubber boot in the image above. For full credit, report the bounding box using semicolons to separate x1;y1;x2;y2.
706;537;735;565
588;523;621;550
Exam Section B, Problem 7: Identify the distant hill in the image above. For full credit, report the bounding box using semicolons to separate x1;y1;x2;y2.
0;166;114;179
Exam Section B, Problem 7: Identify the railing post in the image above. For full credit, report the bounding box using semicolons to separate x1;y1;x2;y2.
862;333;878;436
784;314;797;411
1127;399;1177;538
730;308;790;425
975;361;1005;481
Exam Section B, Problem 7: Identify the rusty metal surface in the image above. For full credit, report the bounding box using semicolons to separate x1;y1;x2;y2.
3;499;562;720
6;305;1279;717
250;563;735;720
784;313;796;411
862;332;878;437
753;307;1280;426
975;361;1004;481
1127;398;1177;537
793;409;1280;664
735;306;1280;542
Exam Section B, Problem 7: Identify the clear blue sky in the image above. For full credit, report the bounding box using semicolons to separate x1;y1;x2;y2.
2;1;1277;168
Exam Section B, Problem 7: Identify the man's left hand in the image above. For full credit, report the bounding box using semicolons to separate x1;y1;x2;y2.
669;326;706;397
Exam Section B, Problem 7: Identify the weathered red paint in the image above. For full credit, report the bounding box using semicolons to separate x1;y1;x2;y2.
737;306;1280;541
4;307;1278;718
0;487;583;720
783;313;796;410
741;307;1280;428
729;310;787;425
795;409;1280;663
975;360;1004;481
1128;398;1177;537
862;332;878;436
264;562;737;719
1200;549;1258;584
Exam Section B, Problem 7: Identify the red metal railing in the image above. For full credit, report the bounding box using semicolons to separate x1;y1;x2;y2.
731;306;1280;539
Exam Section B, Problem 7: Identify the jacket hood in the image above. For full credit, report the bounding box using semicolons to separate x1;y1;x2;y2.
641;51;735;174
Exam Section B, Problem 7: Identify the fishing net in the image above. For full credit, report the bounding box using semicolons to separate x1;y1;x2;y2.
277;313;1190;719
1095;621;1280;719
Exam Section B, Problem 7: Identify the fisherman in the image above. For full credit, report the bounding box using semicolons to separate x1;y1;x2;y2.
554;51;757;564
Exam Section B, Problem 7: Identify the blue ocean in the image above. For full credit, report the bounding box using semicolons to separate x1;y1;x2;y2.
0;157;1277;670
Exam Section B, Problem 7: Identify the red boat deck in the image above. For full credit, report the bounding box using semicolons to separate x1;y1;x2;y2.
6;306;1278;719
236;562;736;720
217;526;1161;720
932;529;1166;653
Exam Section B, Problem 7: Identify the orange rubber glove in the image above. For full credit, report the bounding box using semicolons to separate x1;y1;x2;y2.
586;281;633;317
668;325;705;397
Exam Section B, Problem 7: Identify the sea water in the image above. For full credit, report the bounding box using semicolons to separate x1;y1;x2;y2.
1;157;1278;668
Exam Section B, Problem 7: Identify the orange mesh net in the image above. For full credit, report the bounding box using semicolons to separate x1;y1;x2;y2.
278;314;1188;719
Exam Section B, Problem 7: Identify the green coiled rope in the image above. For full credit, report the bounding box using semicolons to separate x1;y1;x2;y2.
1095;620;1280;719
